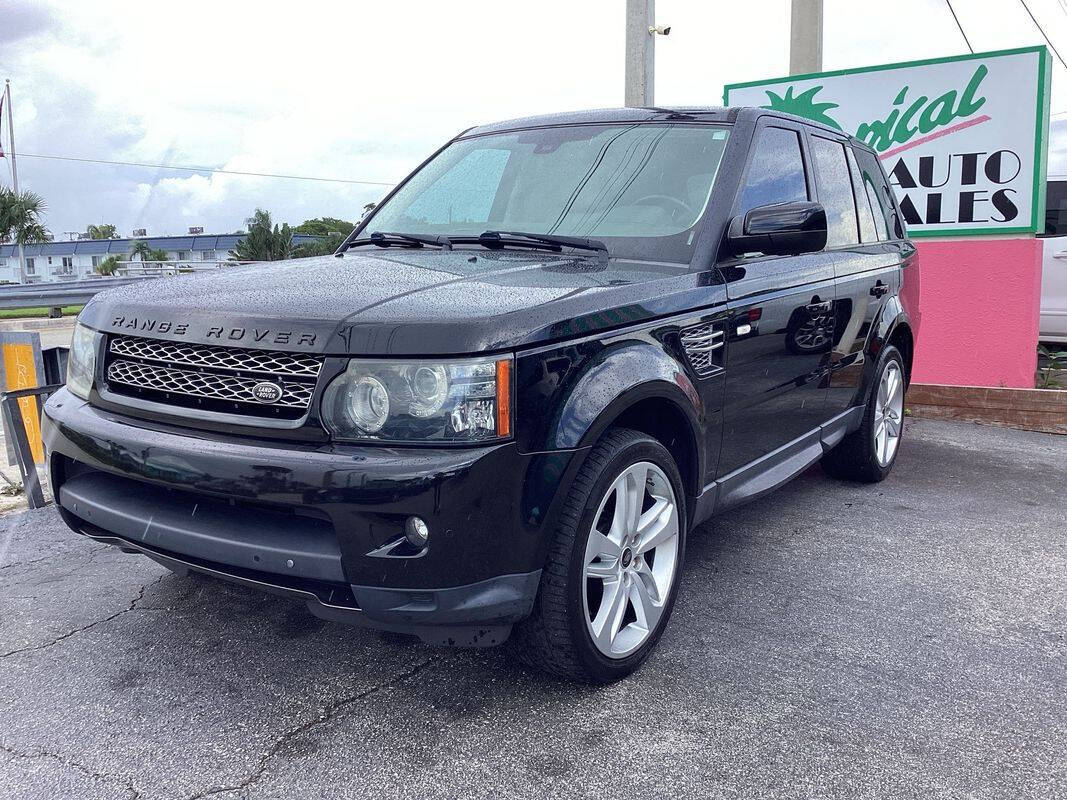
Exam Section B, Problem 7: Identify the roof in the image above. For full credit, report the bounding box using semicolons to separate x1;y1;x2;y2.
464;106;738;136
0;233;321;259
462;105;853;141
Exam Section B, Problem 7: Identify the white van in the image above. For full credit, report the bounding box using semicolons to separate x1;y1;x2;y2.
1041;177;1067;343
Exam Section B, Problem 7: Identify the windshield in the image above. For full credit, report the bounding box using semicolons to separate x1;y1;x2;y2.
364;123;730;262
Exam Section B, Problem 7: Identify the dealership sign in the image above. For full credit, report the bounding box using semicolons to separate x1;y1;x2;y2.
724;46;1051;237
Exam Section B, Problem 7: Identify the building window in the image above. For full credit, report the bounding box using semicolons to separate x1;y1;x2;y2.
26;258;36;274
0;258;6;268
47;257;53;265
91;256;102;267
201;250;217;261
176;250;188;260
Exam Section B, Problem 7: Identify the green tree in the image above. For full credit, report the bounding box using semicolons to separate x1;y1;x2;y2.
0;188;50;247
86;223;118;239
292;216;354;257
94;255;122;276
229;209;293;262
293;216;354;237
130;240;169;262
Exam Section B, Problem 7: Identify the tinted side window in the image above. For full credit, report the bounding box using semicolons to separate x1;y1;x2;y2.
810;135;859;247
854;147;902;240
1043;180;1067;237
736;127;808;216
846;147;878;242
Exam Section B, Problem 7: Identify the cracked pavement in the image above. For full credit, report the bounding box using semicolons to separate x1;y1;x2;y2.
0;418;1064;799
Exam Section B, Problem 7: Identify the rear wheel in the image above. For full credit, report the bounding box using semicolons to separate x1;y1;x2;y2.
512;428;686;683
822;345;905;483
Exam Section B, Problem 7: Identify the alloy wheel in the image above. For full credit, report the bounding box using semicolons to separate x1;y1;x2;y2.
874;360;904;466
582;461;680;659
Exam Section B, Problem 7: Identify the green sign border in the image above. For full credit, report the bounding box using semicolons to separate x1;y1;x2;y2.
723;45;1052;238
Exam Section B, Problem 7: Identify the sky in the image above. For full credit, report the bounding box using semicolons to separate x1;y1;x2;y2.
3;0;1067;238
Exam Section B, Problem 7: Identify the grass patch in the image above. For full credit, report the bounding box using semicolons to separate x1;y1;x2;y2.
0;305;84;319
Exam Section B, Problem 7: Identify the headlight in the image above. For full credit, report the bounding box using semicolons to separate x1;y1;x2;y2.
67;322;100;400
321;356;512;443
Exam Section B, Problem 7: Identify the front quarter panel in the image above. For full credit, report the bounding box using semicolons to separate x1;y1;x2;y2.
517;338;703;454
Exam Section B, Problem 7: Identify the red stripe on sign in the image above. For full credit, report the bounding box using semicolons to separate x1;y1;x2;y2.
878;114;992;160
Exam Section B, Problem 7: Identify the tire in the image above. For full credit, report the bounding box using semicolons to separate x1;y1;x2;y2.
511;428;687;683
821;344;906;483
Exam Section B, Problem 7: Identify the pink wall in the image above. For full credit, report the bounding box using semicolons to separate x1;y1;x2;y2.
908;237;1042;388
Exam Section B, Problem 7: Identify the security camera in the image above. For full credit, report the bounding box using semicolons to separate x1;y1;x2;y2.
648;24;671;35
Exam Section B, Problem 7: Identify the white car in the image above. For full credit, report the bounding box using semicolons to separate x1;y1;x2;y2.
1041;177;1067;344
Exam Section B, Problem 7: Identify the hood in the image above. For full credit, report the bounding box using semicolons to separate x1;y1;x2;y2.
79;249;725;355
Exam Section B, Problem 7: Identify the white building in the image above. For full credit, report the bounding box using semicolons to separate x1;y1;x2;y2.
0;233;321;283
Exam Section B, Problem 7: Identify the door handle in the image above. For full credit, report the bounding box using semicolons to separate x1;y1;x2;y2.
1053;251;1067;259
870;281;890;298
805;296;832;313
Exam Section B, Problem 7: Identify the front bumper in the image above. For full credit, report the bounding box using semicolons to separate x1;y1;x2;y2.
43;389;555;645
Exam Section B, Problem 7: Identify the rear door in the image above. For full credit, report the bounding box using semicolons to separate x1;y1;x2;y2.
1040;178;1067;342
814;136;905;415
717;120;837;477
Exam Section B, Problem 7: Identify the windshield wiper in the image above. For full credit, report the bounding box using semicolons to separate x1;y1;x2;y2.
452;230;608;255
344;231;453;250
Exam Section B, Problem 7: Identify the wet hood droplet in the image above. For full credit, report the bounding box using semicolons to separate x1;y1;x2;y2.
79;250;705;356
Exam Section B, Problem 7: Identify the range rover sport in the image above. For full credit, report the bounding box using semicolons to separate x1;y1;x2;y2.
43;107;916;683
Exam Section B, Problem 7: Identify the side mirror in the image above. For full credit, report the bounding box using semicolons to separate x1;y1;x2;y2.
723;201;827;258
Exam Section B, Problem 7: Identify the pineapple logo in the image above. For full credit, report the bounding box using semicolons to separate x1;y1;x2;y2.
762;85;843;131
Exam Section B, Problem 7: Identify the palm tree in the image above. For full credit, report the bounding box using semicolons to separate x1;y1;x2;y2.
229;209;293;262
130;240;169;262
86;223;118;239
94;255;122;276
0;189;50;245
0;189;51;282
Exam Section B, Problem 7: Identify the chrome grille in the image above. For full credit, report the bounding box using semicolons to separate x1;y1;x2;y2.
104;334;323;419
107;360;314;409
679;321;725;378
109;336;322;377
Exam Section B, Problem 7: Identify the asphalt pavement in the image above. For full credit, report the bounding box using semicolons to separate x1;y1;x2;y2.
0;418;1064;799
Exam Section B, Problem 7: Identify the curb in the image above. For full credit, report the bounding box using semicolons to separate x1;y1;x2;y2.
908;383;1067;435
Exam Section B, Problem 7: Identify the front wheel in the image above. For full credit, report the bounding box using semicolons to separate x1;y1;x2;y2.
822;344;906;483
511;428;686;683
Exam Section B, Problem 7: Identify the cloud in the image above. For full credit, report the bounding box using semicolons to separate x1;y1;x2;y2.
0;1;54;44
3;0;1067;237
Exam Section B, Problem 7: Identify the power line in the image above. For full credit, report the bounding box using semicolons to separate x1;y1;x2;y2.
13;152;396;187
1019;0;1067;71
945;0;974;53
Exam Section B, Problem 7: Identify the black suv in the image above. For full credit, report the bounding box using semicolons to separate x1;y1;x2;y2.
44;107;916;682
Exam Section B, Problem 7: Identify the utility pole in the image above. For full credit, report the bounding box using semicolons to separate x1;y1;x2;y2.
624;0;656;107
4;80;27;284
789;0;824;75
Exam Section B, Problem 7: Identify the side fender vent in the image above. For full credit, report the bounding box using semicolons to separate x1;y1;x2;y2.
679;321;725;378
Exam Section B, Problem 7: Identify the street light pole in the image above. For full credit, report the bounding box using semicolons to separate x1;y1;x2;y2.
4;80;27;284
624;0;655;107
789;0;824;75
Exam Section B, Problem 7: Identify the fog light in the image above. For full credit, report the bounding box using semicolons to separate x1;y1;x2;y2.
405;516;429;548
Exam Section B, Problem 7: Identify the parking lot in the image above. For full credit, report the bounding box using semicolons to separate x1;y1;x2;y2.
0;418;1064;800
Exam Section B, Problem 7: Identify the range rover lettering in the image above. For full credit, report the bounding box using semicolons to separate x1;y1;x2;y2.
44;107;916;683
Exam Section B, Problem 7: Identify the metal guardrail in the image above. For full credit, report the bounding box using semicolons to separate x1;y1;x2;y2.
0;276;159;311
0;262;249;311
116;260;236;276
